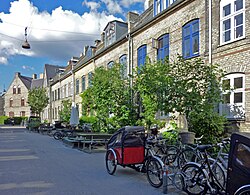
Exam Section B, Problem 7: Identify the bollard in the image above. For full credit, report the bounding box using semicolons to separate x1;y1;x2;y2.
163;164;168;194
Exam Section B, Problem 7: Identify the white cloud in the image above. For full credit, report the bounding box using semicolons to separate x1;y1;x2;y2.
120;0;145;8
0;56;8;64
82;0;100;12
22;65;34;70
101;0;123;14
0;0;122;64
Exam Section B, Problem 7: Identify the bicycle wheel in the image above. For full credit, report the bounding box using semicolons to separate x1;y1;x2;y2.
53;132;62;140
146;157;163;188
177;148;199;168
235;185;250;195
207;158;226;188
162;146;179;175
105;150;117;175
181;162;208;195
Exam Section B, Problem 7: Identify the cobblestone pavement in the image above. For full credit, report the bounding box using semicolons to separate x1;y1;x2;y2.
0;125;187;195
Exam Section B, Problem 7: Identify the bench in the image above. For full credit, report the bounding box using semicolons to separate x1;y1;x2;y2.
79;134;112;153
62;136;84;148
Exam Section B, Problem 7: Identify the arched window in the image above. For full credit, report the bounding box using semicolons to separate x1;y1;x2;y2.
9;112;14;117
21;98;25;106
119;55;127;79
182;19;199;59
18;85;21;94
157;34;169;61
10;98;13;107
220;73;245;119
13;86;16;94
76;79;79;95
137;45;147;70
107;61;114;69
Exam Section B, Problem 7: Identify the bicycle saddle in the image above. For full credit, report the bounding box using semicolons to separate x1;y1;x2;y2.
197;144;213;152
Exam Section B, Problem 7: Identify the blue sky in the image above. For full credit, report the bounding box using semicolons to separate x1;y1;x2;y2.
0;0;146;92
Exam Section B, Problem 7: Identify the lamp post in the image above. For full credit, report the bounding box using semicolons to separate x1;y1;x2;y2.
22;27;31;49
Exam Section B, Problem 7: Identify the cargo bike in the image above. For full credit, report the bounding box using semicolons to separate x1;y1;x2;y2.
105;126;165;188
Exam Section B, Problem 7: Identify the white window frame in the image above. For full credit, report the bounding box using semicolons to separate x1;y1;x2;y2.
220;73;245;119
220;0;245;45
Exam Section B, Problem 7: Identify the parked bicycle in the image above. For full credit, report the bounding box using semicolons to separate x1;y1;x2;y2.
53;129;75;140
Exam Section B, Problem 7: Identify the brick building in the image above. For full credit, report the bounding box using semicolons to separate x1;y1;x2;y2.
39;0;250;132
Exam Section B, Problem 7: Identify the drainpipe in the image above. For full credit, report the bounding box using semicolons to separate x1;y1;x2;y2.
209;0;212;64
72;64;75;107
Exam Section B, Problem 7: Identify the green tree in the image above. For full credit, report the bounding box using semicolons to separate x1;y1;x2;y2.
81;64;136;133
134;56;226;143
59;99;71;123
28;88;49;116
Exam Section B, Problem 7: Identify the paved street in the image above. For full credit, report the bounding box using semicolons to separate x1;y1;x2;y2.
0;125;185;195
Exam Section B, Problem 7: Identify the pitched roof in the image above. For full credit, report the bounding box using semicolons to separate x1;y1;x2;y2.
19;75;32;89
44;64;65;83
31;78;44;89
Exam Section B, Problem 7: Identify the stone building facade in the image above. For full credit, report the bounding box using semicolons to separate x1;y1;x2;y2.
0;92;5;116
4;72;32;117
41;0;250;132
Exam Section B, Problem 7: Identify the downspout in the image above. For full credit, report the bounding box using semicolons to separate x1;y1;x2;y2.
72;64;75;107
209;0;212;64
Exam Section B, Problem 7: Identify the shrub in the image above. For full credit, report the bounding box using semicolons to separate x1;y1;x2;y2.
0;116;8;125
79;116;98;132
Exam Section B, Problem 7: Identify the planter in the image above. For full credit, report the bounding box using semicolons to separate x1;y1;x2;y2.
179;131;196;144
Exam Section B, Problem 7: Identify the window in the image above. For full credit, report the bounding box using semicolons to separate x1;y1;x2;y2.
182;19;200;59
105;22;116;46
13;86;16;94
58;88;60;100
220;0;245;44
137;45;147;70
154;0;177;15
21;98;25;106
119;55;127;79
10;98;13;107
20;111;25;117
107;61;114;69
9;112;14;117
82;76;86;92
65;84;68;97
220;73;245;119
76;79;79;95
88;72;93;88
157;34;169;61
18;85;21;94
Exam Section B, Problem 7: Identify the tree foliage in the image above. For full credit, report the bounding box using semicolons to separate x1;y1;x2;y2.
134;56;226;143
81;64;136;133
28;88;49;116
59;99;71;123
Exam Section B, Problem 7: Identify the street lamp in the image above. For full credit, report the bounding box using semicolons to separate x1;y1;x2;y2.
22;27;31;49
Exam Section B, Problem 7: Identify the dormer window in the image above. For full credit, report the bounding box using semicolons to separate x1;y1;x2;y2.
105;22;116;47
154;0;177;16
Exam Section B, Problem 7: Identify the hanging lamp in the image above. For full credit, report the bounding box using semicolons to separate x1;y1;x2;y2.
22;27;31;49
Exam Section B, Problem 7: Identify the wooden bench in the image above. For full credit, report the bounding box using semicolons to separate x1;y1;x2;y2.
62;136;84;148
79;134;112;153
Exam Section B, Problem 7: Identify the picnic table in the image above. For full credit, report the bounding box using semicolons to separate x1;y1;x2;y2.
62;133;112;153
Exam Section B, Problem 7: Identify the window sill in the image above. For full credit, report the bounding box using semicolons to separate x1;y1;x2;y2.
227;117;245;122
183;53;200;60
218;37;246;48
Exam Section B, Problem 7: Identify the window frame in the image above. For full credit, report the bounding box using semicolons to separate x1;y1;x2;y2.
10;98;13;107
17;85;21;94
81;76;86;92
119;54;127;79
220;0;245;45
182;19;200;59
157;34;170;61
13;86;16;94
220;73;245;119
21;98;25;107
137;45;147;70
107;61;114;69
76;79;79;95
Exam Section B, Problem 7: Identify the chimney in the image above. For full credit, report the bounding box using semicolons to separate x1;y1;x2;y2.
15;72;21;77
83;45;89;56
101;32;105;43
90;46;97;56
95;40;101;47
39;73;44;79
127;12;140;33
32;74;37;79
